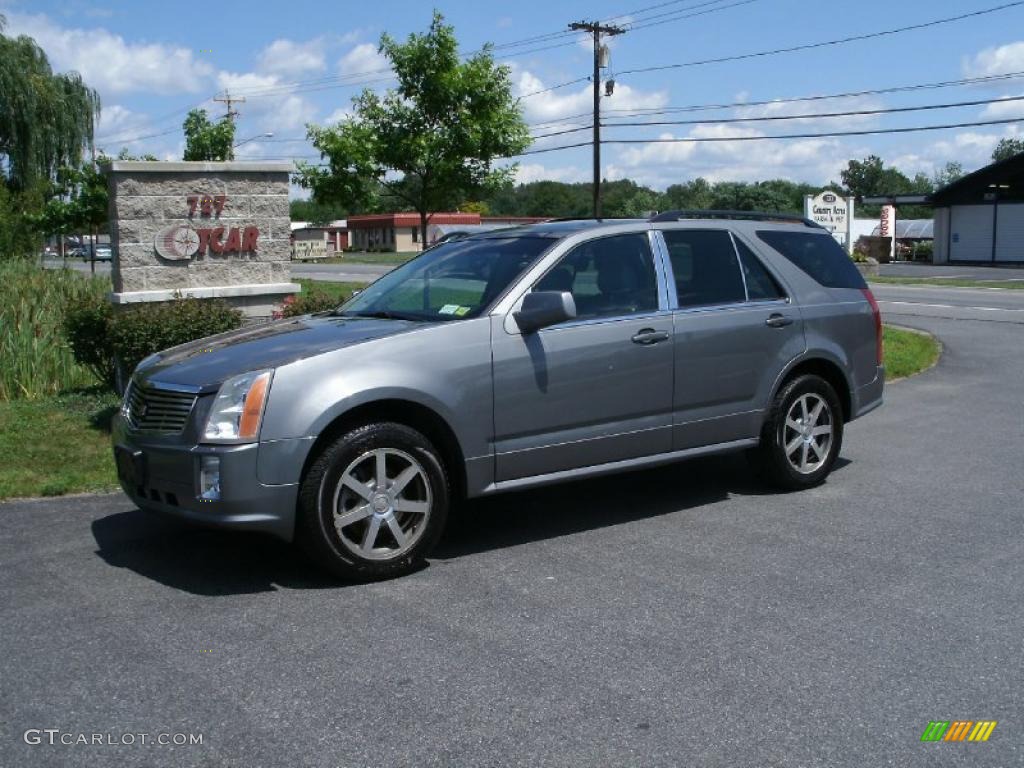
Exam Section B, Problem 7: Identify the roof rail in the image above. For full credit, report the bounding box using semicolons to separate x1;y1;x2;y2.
649;210;824;228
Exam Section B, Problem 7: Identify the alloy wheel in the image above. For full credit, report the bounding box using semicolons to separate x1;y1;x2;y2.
330;448;432;561
783;393;834;475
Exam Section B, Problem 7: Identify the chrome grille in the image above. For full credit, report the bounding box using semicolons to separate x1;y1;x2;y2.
124;381;197;434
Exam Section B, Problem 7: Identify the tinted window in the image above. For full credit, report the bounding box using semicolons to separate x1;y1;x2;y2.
757;230;866;289
535;233;658;319
735;238;785;300
663;229;746;308
339;236;551;321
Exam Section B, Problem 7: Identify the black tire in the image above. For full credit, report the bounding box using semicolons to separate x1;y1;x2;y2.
754;374;844;491
297;422;449;581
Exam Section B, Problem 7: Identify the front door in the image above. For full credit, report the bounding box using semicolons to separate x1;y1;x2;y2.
492;232;675;482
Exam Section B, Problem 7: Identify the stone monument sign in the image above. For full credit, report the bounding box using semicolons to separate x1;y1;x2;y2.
103;161;300;318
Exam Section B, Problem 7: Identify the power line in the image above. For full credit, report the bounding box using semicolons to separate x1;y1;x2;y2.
619;2;1024;76
515;116;1024;155
626;0;761;32
519;77;592;99
604;94;1024;129
603;70;1024;119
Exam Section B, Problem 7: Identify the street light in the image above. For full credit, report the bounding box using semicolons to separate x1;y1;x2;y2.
233;131;274;149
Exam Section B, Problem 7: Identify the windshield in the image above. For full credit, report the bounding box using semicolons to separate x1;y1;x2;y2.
336;236;554;321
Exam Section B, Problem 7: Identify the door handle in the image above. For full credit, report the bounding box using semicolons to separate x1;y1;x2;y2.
631;328;670;345
765;313;794;328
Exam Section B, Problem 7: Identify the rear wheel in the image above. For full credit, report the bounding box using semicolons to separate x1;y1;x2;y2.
755;374;843;490
297;422;449;581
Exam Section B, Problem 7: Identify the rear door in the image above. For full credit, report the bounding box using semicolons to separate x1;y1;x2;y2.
491;231;674;481
658;228;806;450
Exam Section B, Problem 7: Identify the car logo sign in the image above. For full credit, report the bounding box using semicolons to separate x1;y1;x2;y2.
154;225;200;261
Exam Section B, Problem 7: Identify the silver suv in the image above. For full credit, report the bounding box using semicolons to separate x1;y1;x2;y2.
113;212;884;580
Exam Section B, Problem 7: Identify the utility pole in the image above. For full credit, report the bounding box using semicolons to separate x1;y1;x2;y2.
213;91;245;122
569;20;626;219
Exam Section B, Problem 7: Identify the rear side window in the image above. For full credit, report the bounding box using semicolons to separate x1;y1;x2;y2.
663;229;746;308
756;230;866;289
734;238;785;300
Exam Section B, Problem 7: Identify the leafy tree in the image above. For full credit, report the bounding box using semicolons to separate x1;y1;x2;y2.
459;200;490;215
182;109;235;161
932;161;964;189
297;12;530;244
992;137;1024;163
663;178;714;211
289;198;348;224
0;16;100;189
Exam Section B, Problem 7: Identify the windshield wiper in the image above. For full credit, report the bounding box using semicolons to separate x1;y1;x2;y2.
336;310;424;321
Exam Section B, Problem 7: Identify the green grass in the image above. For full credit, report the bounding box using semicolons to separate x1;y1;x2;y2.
296;279;365;303
883;325;941;380
0;388;120;499
302;251;417;266
0;260;109;400
870;276;1024;290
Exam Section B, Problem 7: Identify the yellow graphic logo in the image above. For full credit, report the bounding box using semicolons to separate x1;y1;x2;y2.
921;720;997;742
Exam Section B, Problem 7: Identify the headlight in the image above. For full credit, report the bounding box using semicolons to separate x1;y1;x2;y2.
203;370;273;443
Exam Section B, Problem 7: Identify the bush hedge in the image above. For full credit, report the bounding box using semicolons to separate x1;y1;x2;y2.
64;296;243;392
279;287;342;318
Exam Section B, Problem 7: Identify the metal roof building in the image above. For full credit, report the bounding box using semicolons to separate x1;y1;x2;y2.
932;153;1024;264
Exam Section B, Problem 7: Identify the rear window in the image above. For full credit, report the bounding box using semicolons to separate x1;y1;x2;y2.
756;230;866;289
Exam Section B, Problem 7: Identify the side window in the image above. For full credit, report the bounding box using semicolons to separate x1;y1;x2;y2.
734;238;785;301
662;229;746;308
534;233;658;320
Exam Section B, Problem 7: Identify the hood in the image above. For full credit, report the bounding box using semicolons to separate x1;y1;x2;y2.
135;313;425;391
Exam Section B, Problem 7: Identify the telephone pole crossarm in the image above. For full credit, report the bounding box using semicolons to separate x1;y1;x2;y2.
568;21;626;219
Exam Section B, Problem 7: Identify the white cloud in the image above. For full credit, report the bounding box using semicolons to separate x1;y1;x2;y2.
517;71;668;123
323;107;352;125
338;43;390;77
95;105;150;142
733;95;885;127
964;41;1024;77
513;162;588;184
216;71;318;134
5;11;213;94
258;38;327;78
614;122;845;187
980;93;1024;119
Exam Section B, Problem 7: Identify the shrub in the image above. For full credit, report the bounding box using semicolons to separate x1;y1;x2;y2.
65;296;243;392
277;287;344;318
0;261;108;400
63;293;117;391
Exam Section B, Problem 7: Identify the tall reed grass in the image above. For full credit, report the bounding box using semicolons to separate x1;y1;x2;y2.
0;261;108;400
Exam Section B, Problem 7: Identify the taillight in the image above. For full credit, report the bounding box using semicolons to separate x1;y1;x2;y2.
861;288;883;366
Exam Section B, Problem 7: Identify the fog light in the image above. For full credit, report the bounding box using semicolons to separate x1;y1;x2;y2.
199;455;221;501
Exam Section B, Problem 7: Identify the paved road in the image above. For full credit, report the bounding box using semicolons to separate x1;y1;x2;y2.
880;262;1024;280
3;291;1023;767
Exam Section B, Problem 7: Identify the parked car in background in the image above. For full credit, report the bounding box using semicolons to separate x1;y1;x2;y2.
112;212;884;581
78;244;112;261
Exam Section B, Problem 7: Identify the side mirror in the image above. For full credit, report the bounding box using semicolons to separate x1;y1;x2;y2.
514;290;576;333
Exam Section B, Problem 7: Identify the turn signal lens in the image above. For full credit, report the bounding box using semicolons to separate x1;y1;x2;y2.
238;372;270;440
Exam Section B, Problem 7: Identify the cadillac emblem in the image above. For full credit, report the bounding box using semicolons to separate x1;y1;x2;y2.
154;225;201;261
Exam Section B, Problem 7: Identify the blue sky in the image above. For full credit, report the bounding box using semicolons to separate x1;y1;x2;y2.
5;0;1024;195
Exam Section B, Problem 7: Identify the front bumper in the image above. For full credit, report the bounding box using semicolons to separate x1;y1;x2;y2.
111;414;299;541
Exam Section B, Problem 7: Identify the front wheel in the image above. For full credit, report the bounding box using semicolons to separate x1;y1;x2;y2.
754;374;844;490
297;422;450;581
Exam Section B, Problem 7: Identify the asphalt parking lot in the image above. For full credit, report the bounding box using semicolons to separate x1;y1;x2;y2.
2;288;1023;767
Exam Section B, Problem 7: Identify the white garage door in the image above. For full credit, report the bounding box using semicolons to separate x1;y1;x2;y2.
995;203;1024;262
950;205;994;262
